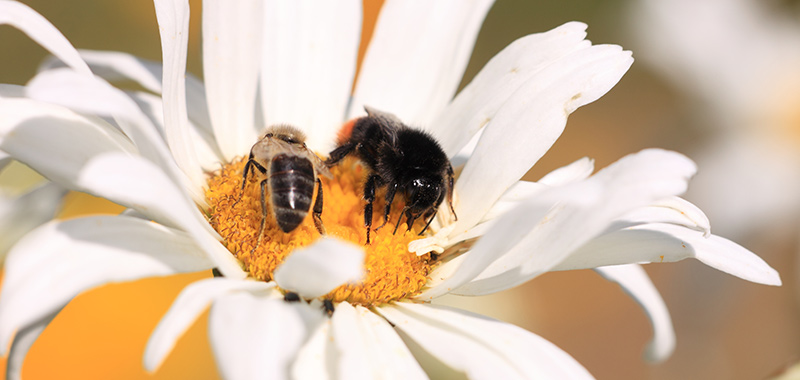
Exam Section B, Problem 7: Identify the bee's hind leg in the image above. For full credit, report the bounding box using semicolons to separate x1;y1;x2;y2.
251;179;269;255
312;178;326;235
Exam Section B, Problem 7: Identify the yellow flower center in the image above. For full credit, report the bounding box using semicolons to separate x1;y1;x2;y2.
205;157;434;307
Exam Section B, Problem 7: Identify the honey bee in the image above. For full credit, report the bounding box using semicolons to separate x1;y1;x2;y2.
326;107;456;244
240;125;331;250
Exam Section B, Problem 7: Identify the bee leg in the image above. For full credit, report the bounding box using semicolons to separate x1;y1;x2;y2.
393;206;410;234
419;190;445;236
419;208;438;235
363;174;381;244
284;292;301;302
323;299;335;316
251;179;269;255
446;163;457;221
241;158;253;192
325;141;356;167
233;157;253;208
312;178;326;235
234;156;266;209
374;182;398;232
405;209;420;232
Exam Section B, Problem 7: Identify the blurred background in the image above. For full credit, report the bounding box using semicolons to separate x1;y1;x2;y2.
1;0;798;378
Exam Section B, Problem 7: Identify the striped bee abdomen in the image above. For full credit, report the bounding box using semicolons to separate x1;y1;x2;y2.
270;154;316;232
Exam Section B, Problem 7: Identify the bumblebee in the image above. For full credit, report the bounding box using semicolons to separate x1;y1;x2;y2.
326;107;456;244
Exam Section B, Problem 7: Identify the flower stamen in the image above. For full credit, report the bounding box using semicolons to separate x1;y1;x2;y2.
205;157;434;307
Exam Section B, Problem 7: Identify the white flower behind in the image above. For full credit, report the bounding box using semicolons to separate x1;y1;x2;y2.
628;0;800;236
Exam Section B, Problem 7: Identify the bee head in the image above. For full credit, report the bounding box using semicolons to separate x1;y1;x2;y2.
263;124;307;145
405;176;444;213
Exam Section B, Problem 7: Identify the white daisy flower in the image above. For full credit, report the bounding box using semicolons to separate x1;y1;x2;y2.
0;1;781;380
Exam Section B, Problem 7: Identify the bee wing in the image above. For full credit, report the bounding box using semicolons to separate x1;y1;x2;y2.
281;142;332;179
250;135;277;163
308;151;332;179
364;106;404;125
255;138;298;163
364;105;402;145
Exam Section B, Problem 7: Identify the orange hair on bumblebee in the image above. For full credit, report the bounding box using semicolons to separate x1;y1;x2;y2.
336;118;358;145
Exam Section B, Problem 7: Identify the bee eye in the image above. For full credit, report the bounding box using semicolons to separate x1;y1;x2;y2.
266;133;273;138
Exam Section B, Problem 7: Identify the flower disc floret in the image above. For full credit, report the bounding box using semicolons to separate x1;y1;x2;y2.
205;157;434;306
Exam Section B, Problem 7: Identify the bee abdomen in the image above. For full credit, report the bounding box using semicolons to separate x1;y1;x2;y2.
270;154;316;232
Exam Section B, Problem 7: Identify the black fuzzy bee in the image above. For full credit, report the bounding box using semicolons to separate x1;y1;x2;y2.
326;107;456;244
240;125;330;251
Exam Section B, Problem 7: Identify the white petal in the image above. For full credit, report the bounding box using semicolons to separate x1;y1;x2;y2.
0;182;66;262
0;98;212;246
153;0;206;193
38;50;217;144
128;90;222;171
538;156;596;186
34;57;213;150
428;180;549;257
4;310;58;380
331;302;427;380
209;293;311;380
477;181;546;224
477;157;595;226
0;151;10;170
610;196;711;236
25;68;206;202
120;207;148;218
0;215;212;355
422;149;696;299
75;152;187;228
594;264;675;363
291;320;335;380
144;278;276;371
378;302;593;380
555;223;782;286
77;152;245;278
38;49;214;140
261;0;361;153
451;42;633;235
0;1;91;76
0;84;24;98
0;98;135;186
433;21;590;157
40;50;163;93
418;156;595;254
184;74;215;138
202;0;261;161
349;0;495;126
449;127;483;168
273;237;365;299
